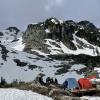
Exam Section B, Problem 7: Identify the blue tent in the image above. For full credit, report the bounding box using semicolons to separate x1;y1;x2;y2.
62;78;79;89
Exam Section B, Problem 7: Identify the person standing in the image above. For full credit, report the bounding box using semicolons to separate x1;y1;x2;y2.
54;78;58;84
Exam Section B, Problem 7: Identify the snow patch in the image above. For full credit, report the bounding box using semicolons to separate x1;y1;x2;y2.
44;39;62;55
31;49;49;56
94;67;100;77
80;26;84;30
94;67;100;73
51;19;58;24
12;37;25;51
69;64;86;71
32;23;37;25
81;96;100;100
0;88;53;100
45;29;50;33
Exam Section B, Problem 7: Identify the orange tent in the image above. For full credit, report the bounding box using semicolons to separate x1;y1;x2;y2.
78;78;93;89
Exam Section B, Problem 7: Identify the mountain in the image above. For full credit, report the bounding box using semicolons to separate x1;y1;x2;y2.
23;18;100;56
0;18;100;84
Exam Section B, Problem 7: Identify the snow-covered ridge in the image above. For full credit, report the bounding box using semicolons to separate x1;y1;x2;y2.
23;18;100;56
2;27;100;57
41;35;100;56
0;88;53;100
61;34;100;56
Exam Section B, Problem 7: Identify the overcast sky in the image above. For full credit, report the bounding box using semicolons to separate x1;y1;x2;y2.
0;0;100;30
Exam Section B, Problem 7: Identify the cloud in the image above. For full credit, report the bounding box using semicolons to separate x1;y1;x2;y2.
45;0;64;11
0;0;100;30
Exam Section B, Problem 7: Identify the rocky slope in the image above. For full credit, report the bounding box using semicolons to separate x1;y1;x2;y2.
0;18;100;84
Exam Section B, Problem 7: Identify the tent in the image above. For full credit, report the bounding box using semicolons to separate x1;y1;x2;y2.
85;71;99;78
78;78;93;89
62;78;79;90
86;75;96;79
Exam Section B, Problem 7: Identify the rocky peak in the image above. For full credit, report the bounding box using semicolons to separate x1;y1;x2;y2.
23;18;100;56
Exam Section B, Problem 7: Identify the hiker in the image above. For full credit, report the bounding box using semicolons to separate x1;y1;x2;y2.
62;80;68;90
46;77;51;85
34;73;45;85
38;76;44;85
50;77;54;84
54;78;58;84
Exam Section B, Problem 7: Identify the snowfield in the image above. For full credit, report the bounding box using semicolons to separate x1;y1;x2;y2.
0;88;53;100
81;96;100;100
12;37;25;51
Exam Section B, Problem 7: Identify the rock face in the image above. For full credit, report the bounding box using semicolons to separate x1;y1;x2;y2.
23;18;100;56
23;18;77;53
23;23;49;53
76;21;100;46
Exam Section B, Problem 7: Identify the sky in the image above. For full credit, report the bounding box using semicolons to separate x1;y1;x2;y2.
0;0;100;30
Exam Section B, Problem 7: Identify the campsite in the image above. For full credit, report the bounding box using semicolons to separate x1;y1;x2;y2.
32;66;100;99
0;67;100;100
62;67;100;96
